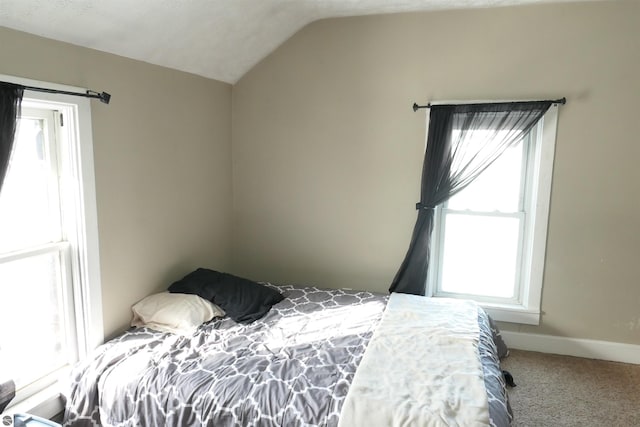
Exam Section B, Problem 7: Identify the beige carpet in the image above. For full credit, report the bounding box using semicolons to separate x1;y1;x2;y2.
500;350;640;427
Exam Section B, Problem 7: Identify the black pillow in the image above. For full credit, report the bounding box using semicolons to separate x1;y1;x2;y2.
168;268;284;323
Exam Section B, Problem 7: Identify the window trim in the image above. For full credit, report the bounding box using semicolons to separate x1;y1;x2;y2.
0;74;103;413
426;106;559;325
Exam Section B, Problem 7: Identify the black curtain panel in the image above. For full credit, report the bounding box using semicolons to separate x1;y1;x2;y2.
0;82;24;193
389;101;552;295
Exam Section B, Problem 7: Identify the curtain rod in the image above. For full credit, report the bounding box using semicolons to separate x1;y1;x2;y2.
1;81;111;104
412;97;566;112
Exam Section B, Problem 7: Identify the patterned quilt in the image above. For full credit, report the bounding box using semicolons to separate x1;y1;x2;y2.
63;285;511;426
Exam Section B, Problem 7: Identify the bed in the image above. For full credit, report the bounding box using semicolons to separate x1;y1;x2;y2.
63;271;512;427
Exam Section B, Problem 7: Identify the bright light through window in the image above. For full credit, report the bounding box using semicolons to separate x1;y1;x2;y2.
440;214;520;298
0;252;68;388
0;115;59;253
435;132;528;303
448;141;524;212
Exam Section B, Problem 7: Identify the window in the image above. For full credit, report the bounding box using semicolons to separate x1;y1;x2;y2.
428;107;558;324
0;77;103;412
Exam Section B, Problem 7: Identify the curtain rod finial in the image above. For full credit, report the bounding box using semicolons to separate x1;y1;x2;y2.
100;92;111;104
413;102;430;112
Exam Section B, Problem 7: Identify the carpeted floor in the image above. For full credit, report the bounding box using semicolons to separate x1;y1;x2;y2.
500;350;640;427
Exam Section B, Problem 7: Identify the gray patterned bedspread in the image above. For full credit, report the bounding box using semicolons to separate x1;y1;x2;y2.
63;285;511;426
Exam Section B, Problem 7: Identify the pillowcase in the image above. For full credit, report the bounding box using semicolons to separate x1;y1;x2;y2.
168;268;284;323
131;292;225;335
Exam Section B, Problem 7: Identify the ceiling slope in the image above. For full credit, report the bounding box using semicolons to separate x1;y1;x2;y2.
0;0;590;83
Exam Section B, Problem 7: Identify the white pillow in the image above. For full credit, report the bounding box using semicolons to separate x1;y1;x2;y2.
131;292;225;335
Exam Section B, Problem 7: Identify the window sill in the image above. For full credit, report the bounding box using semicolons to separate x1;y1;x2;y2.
480;303;540;325
4;383;64;420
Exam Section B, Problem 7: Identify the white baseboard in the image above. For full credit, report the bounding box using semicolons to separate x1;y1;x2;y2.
501;331;640;365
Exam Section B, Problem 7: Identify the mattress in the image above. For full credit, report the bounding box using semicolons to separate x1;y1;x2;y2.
63;285;511;426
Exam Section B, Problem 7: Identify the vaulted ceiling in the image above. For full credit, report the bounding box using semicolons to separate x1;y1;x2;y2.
0;0;589;84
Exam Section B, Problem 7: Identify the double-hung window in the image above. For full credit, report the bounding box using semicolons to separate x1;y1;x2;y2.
0;76;103;414
428;107;559;324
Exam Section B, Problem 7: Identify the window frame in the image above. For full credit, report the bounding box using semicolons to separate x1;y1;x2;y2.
426;105;559;325
0;74;103;414
433;128;534;304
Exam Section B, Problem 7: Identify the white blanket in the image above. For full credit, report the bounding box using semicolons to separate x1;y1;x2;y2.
339;293;490;427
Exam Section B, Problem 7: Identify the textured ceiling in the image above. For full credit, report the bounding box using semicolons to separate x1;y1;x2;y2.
0;0;586;84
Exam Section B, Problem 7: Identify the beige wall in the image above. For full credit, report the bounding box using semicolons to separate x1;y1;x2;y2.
0;27;233;338
232;1;640;344
2;0;638;346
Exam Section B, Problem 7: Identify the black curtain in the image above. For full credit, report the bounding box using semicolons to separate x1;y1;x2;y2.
0;82;24;193
389;101;552;295
0;83;22;412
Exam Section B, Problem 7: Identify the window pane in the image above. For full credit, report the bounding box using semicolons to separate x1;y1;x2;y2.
439;213;520;298
0;252;68;389
448;139;524;213
0;116;60;254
